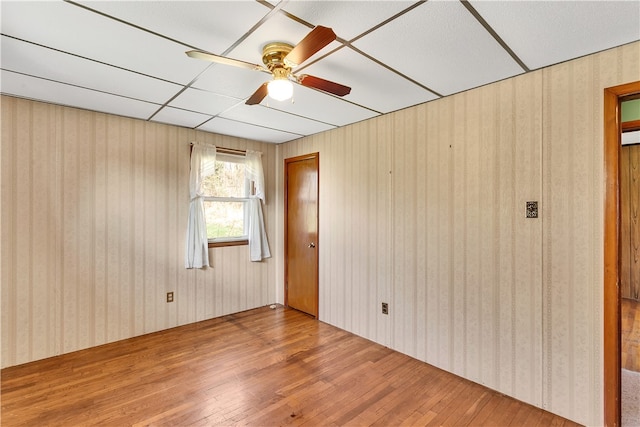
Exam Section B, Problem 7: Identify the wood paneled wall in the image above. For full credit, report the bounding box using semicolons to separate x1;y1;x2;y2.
622;144;640;301
1;98;277;368
541;43;639;424
2;41;639;426
280;70;544;412
279;41;640;426
276;115;394;347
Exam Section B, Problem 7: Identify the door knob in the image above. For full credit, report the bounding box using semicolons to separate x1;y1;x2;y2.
308;242;316;248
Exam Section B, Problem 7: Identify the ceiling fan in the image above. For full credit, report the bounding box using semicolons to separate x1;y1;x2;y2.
186;26;351;105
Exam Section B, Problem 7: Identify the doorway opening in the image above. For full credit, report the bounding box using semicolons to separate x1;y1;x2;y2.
604;81;640;427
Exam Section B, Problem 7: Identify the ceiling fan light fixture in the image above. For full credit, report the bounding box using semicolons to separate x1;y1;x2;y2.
187;26;350;106
267;78;293;101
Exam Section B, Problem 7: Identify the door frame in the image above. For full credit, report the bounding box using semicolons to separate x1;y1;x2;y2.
604;81;640;427
284;152;319;316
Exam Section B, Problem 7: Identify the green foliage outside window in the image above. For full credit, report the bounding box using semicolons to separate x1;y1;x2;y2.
204;201;245;238
202;158;248;240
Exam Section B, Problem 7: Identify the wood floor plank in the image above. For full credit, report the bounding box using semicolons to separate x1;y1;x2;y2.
1;306;582;426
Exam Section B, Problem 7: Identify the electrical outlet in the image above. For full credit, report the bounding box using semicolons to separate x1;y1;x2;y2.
526;201;538;218
166;292;174;303
382;302;389;315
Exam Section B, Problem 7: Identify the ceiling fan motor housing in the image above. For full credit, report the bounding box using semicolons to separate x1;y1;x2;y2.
262;42;294;70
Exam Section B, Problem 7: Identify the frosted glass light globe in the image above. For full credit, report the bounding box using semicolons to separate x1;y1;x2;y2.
267;79;293;101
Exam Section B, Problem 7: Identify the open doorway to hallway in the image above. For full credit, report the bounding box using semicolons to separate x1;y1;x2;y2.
620;97;640;426
604;81;640;427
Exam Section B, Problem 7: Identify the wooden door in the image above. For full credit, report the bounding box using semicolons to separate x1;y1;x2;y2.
285;153;319;317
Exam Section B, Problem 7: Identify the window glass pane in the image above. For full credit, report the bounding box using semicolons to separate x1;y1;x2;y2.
202;160;246;197
204;201;246;239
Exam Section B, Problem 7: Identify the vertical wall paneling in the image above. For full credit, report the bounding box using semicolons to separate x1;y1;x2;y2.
278;43;638;426
511;72;543;407
341;127;352;329
543;58;584;420
621;145;632;299
391;105;419;359
351;123;366;337
1;96;276;368
486;81;499;391
274;145;285;307
621;144;640;301
630;143;639;302
326;127;338;327
376;114;393;349
29;103;48;362
93;113;106;344
541;43;639;425
16;101;33;360
413;105;428;363
441;97;455;372
349;123;368;337
462;87;483;384
423;102;441;365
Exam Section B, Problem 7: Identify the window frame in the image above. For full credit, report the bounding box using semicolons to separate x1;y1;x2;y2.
200;149;252;248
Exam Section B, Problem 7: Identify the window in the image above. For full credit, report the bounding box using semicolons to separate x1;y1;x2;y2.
202;153;252;246
185;143;270;268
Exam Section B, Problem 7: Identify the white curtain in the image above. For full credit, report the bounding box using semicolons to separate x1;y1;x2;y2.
245;150;271;261
184;143;217;268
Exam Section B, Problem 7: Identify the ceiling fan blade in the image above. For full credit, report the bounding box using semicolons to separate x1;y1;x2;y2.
246;83;269;105
298;75;351;97
186;50;267;72
284;26;336;67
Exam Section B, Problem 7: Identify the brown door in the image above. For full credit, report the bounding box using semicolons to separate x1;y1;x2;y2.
285;153;319;317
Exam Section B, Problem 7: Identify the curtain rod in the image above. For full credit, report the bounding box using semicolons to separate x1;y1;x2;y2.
217;147;246;155
189;143;249;156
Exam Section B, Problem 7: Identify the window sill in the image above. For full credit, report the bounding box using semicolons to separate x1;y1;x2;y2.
208;239;248;248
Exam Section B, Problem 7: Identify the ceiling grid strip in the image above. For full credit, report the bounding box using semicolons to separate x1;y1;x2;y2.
2;0;637;142
459;0;530;72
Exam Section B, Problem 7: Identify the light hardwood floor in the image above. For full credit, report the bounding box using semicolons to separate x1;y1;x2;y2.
622;298;640;372
1;306;581;426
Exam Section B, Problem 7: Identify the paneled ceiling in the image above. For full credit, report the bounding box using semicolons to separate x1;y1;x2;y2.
2;0;639;144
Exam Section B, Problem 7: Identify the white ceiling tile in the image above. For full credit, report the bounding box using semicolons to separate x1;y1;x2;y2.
168;88;241;116
191;64;271;100
279;1;415;41
198;117;301;144
266;84;379;126
150;106;212;129
469;0;640;70
1;70;159;120
0;1;209;84
353;0;524;96
220;104;335;136
1;36;182;104
75;1;271;54
301;47;439;113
